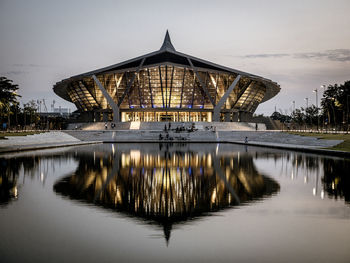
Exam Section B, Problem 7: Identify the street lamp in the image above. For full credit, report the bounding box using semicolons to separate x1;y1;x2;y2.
305;98;309;130
292;100;295;112
320;85;326;130
313;89;319;131
347;94;350;133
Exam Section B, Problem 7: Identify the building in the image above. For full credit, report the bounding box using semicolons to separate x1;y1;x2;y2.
53;31;280;123
53;107;70;115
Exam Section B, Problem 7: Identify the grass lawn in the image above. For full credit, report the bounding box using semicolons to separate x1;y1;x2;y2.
287;132;350;152
0;131;42;140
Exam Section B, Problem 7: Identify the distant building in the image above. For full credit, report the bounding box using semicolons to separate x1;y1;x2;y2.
53;107;70;115
37;107;70;118
53;31;280;122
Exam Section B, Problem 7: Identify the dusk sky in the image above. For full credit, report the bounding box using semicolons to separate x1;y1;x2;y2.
1;0;350;115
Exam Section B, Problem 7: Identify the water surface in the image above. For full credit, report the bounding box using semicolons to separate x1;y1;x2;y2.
1;143;349;262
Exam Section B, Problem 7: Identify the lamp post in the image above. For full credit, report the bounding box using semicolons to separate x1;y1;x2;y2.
347;95;350;133
305;98;309;131
320;85;326;130
313;89;319;131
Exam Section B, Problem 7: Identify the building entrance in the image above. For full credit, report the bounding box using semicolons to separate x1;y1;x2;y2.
121;111;212;122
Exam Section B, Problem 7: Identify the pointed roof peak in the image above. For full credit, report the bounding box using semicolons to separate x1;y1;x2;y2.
160;30;176;51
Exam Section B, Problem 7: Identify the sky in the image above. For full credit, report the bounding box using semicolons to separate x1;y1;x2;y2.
1;0;350;115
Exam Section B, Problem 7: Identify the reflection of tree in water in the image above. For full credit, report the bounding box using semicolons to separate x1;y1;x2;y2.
0;153;75;206
54;148;280;243
256;150;350;204
323;158;350;203
0;156;41;205
255;151;322;173
0;158;19;205
291;154;321;172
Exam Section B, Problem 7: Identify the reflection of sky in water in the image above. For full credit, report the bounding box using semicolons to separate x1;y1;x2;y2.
0;143;350;263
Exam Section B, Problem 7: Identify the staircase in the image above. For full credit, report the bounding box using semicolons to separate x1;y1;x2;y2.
67;121;267;131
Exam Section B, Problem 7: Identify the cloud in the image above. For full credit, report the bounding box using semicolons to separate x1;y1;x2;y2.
244;53;289;58
242;49;350;62
12;63;45;68
1;70;29;75
1;63;54;77
294;49;350;62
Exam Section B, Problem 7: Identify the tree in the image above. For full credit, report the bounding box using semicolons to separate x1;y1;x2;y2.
291;109;305;127
0;76;20;110
23;100;38;127
304;105;319;126
321;81;350;127
270;111;291;123
0;76;21;128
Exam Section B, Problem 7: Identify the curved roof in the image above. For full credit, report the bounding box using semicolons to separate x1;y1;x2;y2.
54;31;280;104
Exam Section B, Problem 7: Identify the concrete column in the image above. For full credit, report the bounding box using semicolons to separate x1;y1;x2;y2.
92;75;120;122
121;112;126;122
232;112;239;122
207;112;212;122
224;112;231;122
213;75;241;121
94;112;101;122
102;112;108;122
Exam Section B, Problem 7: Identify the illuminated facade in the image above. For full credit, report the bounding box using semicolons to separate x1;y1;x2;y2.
53;31;280;122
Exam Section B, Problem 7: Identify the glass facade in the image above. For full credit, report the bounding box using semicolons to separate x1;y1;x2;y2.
54;32;280;122
65;64;267;120
121;111;212;122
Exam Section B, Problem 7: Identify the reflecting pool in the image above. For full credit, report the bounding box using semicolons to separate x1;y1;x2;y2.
1;143;350;263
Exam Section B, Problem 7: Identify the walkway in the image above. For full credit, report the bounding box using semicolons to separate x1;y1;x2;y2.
0;129;347;157
0;131;100;154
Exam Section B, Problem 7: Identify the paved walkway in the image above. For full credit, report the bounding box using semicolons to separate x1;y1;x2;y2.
64;130;343;147
0;131;100;154
64;130;349;157
0;130;348;157
221;140;349;157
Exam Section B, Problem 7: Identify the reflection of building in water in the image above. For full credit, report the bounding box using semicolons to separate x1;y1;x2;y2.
54;145;279;243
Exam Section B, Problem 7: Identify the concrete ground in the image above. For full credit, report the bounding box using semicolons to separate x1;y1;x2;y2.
0;131;101;153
